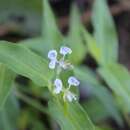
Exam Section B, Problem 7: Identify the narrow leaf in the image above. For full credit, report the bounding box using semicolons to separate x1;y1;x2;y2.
83;98;112;122
43;0;63;46
0;92;19;130
92;0;118;65
82;27;101;64
49;98;95;130
74;66;123;125
19;37;54;58
0;41;53;87
67;5;86;64
0;63;15;108
98;63;130;112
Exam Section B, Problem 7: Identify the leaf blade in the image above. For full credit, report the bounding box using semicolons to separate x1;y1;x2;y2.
67;5;86;64
74;66;123;125
92;0;118;65
0;41;53;87
0;92;19;130
0;63;15;108
98;63;130;112
49;98;95;130
43;0;63;46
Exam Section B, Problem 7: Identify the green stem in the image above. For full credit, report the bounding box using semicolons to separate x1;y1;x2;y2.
15;91;50;116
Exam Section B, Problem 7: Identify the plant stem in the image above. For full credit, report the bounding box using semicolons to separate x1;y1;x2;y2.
15;91;50;116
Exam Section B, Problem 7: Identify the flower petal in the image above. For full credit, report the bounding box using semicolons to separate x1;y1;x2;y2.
54;79;63;94
49;60;56;69
48;50;57;60
68;76;80;86
60;46;72;56
54;87;62;94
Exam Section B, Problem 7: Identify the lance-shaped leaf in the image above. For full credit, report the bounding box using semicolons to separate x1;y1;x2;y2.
0;63;15;108
98;63;130;112
92;0;118;65
43;0;63;46
74;66;123;125
83;98;111;122
67;5;86;64
82;27;101;64
0;92;19;130
49;98;95;130
19;37;54;58
0;41;53;87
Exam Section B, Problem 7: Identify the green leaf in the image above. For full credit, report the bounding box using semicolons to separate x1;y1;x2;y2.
82;98;112;122
96;127;114;130
19;37;54;58
0;63;15;108
43;0;63;47
0;92;19;130
0;0;42;12
74;66;123;125
67;5;86;64
31;120;47;130
92;0;118;65
98;63;130;112
82;27;101;64
16;89;49;115
0;41;53;87
49;98;95;130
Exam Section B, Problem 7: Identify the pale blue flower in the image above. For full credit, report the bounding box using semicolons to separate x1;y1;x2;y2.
48;50;57;60
68;76;80;86
54;79;63;94
60;46;72;56
49;60;57;69
64;91;77;102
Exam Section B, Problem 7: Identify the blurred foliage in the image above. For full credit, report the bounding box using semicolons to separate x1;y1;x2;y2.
0;0;130;130
0;92;19;130
0;0;42;35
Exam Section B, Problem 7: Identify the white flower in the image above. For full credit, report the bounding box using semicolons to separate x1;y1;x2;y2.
60;46;72;56
54;79;63;94
64;91;77;102
49;60;57;69
48;50;57;60
68;76;80;86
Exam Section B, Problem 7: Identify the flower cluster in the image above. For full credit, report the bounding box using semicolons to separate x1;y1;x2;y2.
48;46;73;70
54;76;80;102
48;46;80;102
